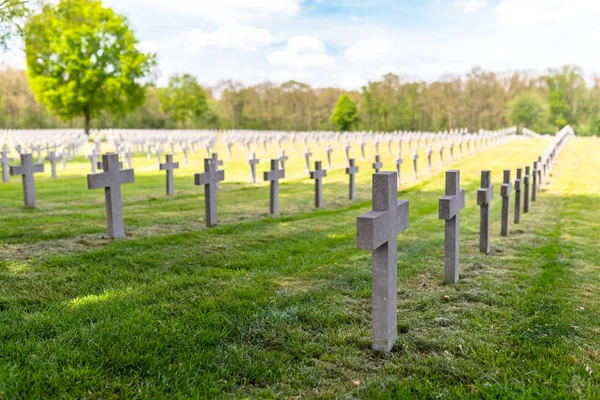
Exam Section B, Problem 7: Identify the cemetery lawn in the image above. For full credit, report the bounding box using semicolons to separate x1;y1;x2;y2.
1;138;600;398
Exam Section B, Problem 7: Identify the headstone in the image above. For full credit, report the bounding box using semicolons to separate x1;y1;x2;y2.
514;168;522;224
46;151;61;178
500;170;512;236
395;153;403;187
304;148;312;174
412;150;419;180
357;171;409;352
1;150;14;182
310;161;327;208
87;153;135;238
372;155;382;173
10;154;44;208
360;142;366;160
345;144;351;161
248;153;259;184
264;159;285;215
345;158;358;200
532;162;538;202
477;170;493;254
523;166;530;213
438;170;465;284
97;160;123;170
212;153;224;189
279;150;288;170
159;154;179;196
427;147;433;172
194;158;225;227
326;146;333;168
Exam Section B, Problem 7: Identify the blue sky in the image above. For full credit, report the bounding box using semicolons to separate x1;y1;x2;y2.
3;0;600;88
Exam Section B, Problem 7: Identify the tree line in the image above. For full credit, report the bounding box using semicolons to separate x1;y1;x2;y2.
1;0;600;135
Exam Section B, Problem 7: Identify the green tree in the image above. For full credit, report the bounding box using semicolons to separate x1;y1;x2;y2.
0;0;33;50
159;74;207;128
330;94;359;131
509;92;548;132
24;0;155;135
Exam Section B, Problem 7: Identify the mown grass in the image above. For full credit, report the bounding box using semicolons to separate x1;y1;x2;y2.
1;137;599;398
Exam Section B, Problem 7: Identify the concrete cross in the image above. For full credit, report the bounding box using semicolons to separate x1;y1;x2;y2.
212;153;224;189
46;151;61;178
375;141;380;156
395;153;403;187
412;150;419;180
160;154;179;196
532;162;538;202
523;166;531;213
427;147;433;172
279;150;288;170
537;157;543;193
500;169;512;236
357;171;409;352
1;150;14;183
227;141;233;158
87;153;135;239
345;144;351;161
97;160;123;171
438;144;444;166
345;158;358;200
123;149;134;169
439;170;465;284
372;154;383;173
304;148;312;174
248;152;259;184
194;158;225;227
477;170;494;254
514;168;522;224
155;146;163;166
326;146;333;168
264;159;285;215
449;142;454;161
10;154;44;208
361;142;366;160
310;161;327;208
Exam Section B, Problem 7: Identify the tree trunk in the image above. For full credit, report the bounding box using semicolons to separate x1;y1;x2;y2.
84;112;91;136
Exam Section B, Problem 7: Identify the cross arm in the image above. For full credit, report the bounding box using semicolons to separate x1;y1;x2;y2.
439;189;465;220
477;185;493;205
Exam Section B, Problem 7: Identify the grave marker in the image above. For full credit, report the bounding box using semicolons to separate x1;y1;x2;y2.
395;153;403;186
439;170;465;284
500;170;512;236
87;153;135;238
248;153;259;183
264;159;285;214
1;150;14;182
372;155;383;173
159;154;179;196
10;154;44;208
194;158;225;227
46;151;61;178
514;168;522;224
357;171;409;352
523;166;530;213
310;161;327;208
477;170;493;254
345;158;358;200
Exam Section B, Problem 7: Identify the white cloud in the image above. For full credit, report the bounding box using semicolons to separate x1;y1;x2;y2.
494;0;600;26
268;35;334;67
130;0;301;22
142;24;276;55
454;0;487;13
344;36;395;63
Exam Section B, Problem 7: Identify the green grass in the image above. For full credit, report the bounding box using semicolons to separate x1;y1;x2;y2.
1;137;599;398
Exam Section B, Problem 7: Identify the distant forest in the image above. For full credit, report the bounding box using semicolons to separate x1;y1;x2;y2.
1;64;599;135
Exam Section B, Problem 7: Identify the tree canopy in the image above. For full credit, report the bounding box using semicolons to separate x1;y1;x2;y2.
331;94;360;131
159;74;207;128
509;92;548;132
24;0;155;134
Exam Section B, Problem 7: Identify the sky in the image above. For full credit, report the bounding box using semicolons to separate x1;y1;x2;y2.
3;0;600;89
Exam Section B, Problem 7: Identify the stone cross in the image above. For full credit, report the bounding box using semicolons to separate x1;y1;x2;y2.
375;141;380;155
360;142;366;160
227;141;233;158
537;156;543;188
372;155;383;173
87;153;135;239
212;153;224;189
532;162;538;202
439;144;444;166
412;150;419;180
279;150;288;170
194;158;225;227
500;170;512;236
395;153;403;187
310;161;327;208
427;147;433;172
1;150;14;182
523;166;530;213
449;142;454;161
345;158;358;200
438;170;465;284
182;146;189;165
87;151;100;173
304;148;312;174
326;146;333;168
514;168;522;224
357;171;409;352
477;170;494;254
10;154;44;208
345;144;351;161
264;159;285;215
123;149;134;169
97;160;123;171
159;154;179;196
46;151;61;178
248;153;259;183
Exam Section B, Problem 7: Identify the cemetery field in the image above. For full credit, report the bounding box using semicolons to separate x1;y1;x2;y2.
1;137;600;398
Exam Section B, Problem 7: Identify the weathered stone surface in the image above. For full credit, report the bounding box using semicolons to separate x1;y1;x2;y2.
159;154;179;196
523;166;530;213
264;159;285;214
372;155;382;173
500;169;512;236
10;154;44;208
87;153;135;238
438;170;465;284
309;161;327;208
514;168;522;224
248;153;259;184
477;170;493;254
194;158;225;227
345;158;358;200
357;172;409;352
